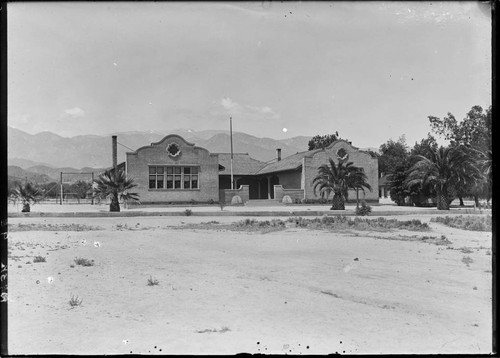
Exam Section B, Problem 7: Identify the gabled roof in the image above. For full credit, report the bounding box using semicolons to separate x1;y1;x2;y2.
217;153;267;175
256;150;318;175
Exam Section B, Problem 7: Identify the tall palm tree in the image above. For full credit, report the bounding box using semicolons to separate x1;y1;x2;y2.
93;167;140;212
10;182;43;212
405;145;481;210
313;158;372;210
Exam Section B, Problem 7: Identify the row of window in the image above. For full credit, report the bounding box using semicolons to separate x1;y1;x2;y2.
149;166;199;190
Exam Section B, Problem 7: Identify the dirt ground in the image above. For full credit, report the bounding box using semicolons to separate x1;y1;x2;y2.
7;215;492;355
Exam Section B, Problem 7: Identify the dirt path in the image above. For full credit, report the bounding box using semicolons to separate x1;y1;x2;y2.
7;216;492;354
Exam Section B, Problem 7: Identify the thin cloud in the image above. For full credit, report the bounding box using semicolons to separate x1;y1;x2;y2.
219;97;280;121
64;107;85;117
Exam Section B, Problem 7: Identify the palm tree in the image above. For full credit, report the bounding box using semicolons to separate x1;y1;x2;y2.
405;145;481;210
313;158;372;210
349;167;373;209
93;167;140;212
10;182;43;212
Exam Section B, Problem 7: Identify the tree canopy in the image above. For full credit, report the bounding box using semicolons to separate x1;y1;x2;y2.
378;135;409;176
428;105;491;152
308;131;346;150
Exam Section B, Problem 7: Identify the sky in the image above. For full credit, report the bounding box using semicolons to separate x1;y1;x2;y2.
8;1;491;149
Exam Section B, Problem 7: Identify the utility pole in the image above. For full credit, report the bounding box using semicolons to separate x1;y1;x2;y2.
230;117;234;190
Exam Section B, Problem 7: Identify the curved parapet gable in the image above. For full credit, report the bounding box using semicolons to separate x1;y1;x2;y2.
128;134;212;156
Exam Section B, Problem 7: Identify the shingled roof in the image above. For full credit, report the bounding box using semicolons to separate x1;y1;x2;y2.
256;150;320;175
217;153;267;175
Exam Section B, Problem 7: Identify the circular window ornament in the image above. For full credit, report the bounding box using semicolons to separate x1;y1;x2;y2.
336;148;348;161
166;143;181;157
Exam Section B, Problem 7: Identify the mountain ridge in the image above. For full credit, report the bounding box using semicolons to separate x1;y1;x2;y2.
8;126;311;169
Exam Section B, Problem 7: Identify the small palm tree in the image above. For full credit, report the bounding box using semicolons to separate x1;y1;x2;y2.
93;167;140;212
405;145;481;210
313;158;372;210
10;182;43;212
349;168;373;209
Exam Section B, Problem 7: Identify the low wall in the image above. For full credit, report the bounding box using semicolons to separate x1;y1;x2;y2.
274;185;304;203
221;185;250;205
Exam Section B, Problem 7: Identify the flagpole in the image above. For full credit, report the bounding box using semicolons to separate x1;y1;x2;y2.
230;117;234;190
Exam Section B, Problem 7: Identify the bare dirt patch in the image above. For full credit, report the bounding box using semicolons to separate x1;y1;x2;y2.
7;215;492;355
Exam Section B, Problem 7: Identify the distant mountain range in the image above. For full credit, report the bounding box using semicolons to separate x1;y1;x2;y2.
7;127;312;182
8;126;379;183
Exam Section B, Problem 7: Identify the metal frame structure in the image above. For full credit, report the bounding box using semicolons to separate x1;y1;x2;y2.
59;172;94;205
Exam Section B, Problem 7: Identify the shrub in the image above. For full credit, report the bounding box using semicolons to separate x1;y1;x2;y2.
184;209;193;216
462;256;474;266
431;215;491;232
33;256;46;263
69;295;83;307
147;275;159;286
355;202;372;216
74;257;94;266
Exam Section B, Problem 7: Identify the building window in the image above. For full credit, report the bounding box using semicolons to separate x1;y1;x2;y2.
149;166;199;190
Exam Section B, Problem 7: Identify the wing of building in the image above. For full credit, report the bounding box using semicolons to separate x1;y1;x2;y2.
125;134;379;204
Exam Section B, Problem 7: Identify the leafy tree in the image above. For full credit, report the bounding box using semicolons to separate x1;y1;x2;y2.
308;131;346;150
378;135;409;176
410;134;438;161
313;158;371;210
39;182;59;199
10;182;43;212
93;168;140;212
429;105;491;151
69;180;92;200
405;145;481;210
429;105;492;204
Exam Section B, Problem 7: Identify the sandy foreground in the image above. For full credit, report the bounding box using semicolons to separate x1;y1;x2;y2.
7;214;492;355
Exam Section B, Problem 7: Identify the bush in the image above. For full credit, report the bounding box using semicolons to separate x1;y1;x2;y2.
74;257;94;266
184;209;193;216
431;215;491;232
33;256;46;263
355;202;372;216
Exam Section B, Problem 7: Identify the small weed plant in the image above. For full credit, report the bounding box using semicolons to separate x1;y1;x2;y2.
74;257;94;267
462;256;474;266
33;256;46;263
184;209;193;216
69;295;83;308
147;275;159;286
180;216;429;233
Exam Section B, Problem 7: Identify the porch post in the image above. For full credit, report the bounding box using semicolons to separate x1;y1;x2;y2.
267;176;271;199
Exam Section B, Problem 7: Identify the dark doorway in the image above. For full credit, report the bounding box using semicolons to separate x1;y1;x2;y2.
269;175;279;199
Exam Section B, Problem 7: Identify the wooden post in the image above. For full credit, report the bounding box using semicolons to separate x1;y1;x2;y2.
60;172;63;205
91;172;94;205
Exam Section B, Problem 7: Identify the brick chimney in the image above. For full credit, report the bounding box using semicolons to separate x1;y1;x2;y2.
276;148;282;162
